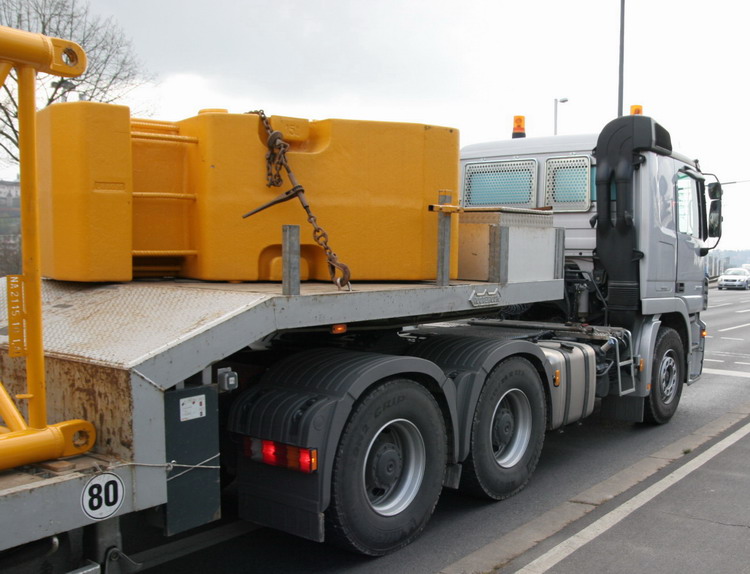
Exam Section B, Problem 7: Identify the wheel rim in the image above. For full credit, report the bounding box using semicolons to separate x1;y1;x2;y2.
490;389;532;468
362;418;426;516
658;351;679;405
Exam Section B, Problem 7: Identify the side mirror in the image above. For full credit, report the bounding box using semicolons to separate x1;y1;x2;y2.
708;200;722;238
708;182;723;200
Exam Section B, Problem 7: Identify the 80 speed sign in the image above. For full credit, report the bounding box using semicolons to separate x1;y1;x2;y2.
81;473;125;520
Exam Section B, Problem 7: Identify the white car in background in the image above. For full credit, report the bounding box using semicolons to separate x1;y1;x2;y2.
717;267;750;290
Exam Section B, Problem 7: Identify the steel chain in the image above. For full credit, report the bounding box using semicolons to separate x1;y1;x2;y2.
255;111;286;188
246;110;351;290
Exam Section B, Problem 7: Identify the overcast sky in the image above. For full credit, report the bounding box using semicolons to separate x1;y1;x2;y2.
87;0;750;250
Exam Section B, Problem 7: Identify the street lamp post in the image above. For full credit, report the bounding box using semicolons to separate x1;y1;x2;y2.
554;97;568;135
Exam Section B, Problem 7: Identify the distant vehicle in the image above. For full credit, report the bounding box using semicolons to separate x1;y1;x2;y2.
718;268;750;290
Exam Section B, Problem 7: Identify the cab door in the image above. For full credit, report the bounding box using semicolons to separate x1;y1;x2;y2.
674;163;706;314
642;155;678;300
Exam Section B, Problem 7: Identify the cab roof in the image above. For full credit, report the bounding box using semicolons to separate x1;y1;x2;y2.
461;134;597;160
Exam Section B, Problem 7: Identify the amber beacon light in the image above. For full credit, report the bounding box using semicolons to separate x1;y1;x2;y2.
512;115;526;139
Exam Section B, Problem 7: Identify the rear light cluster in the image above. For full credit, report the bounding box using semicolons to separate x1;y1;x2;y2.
243;437;318;474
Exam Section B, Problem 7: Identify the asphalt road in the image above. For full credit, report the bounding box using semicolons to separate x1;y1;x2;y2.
142;286;750;574
702;285;750;374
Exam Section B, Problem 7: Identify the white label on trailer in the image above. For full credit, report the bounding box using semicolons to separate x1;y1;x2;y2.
179;394;206;421
81;473;125;520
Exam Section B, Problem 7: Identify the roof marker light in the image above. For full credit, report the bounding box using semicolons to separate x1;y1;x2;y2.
512;115;526;139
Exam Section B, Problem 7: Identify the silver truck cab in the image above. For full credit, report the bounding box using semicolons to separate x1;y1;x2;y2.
459;115;722;420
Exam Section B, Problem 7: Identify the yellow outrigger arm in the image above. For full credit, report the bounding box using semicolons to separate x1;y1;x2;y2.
0;25;95;470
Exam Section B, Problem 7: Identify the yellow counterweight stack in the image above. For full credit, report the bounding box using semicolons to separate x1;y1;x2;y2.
37;104;460;283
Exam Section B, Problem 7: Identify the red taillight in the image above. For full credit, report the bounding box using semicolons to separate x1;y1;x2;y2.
243;437;318;473
261;440;277;465
298;448;316;473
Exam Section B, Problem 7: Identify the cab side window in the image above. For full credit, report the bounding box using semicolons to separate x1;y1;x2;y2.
544;156;591;212
463;160;537;208
675;173;699;239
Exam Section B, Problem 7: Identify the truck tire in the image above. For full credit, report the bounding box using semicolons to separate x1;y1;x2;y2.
461;357;546;500
644;327;684;424
325;379;446;555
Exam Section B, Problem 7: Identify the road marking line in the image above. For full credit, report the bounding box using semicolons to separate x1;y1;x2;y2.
737;362;750;366
703;367;750;379
718;323;750;332
514;420;750;574
710;303;731;308
737;309;750;314
720;337;745;341
711;351;750;358
704;359;724;363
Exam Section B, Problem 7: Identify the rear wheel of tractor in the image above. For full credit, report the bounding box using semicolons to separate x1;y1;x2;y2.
461;357;546;500
644;327;684;424
325;379;446;555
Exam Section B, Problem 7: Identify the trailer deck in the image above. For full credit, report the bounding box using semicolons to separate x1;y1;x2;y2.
0;276;561;551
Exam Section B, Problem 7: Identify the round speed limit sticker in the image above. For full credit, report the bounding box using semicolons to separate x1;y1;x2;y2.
81;473;125;520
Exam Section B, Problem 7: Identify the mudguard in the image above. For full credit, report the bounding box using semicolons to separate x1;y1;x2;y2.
227;348;454;542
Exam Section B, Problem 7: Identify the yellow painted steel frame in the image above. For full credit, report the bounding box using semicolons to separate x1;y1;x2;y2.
0;25;95;470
